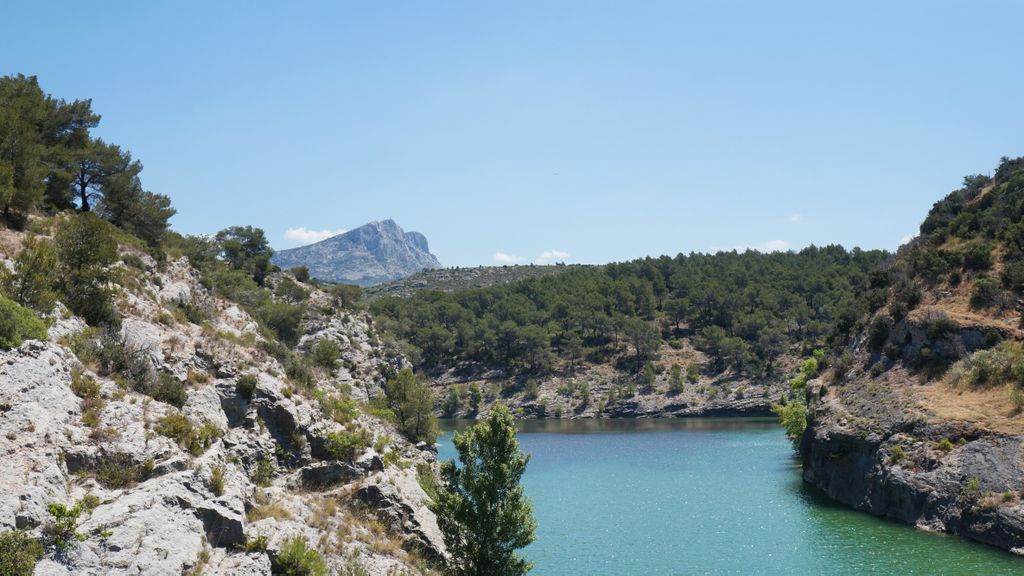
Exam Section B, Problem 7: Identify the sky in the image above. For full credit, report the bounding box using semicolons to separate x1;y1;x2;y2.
3;1;1022;266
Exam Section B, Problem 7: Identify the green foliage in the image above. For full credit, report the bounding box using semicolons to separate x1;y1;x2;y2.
275;277;308;303
45;501;88;550
466;383;482;414
271;536;327;576
258;301;305;347
236;374;258;400
970;277;1000;309
89;453;154;489
322;430;370;461
888;445;907;465
772;400;807;451
381;368;438;444
320;394;358;425
934;438;955;452
640;362;657;392
432;405;536;576
524;378;540;400
0;530;44;576
668;365;685;394
308;339;340;369
0;295;48;349
868;316;892;351
945;341;1024;390
372;247;887;378
215;226;274;285
0;233;57;312
289;266;310;283
209;465;225;496
441;387;462;416
150;372;188;407
252;456;274;487
155;414;221;456
55;214;119;326
326;283;363;309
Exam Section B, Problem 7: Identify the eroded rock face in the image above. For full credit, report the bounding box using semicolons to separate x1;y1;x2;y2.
0;250;443;575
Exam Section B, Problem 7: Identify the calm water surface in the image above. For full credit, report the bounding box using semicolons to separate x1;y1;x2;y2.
437;418;1024;575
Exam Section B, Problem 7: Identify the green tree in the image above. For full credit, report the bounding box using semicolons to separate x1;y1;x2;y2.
772;400;807;451
97;170;175;247
467;383;482;414
215;225;274;285
1;233;57;312
668;364;684;394
55;214;118;325
68;139;135;212
623;318;659;371
431;405;537;576
382;368;438;444
640;363;657;392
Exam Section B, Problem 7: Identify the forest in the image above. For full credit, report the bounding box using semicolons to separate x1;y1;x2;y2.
370;246;890;379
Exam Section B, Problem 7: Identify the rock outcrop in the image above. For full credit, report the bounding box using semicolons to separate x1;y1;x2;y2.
271;219;441;286
0;234;445;575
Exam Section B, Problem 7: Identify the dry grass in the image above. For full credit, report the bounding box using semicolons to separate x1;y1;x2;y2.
919;382;1024;435
247;498;293;522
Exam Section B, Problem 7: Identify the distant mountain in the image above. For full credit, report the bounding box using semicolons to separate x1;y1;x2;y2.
271;219;441;286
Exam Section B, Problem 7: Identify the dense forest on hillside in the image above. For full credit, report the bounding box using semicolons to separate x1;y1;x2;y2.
370;247;890;379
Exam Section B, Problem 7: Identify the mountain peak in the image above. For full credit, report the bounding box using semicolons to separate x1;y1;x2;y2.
271;220;441;286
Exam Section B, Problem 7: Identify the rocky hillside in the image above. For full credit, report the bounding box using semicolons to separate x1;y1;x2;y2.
272;220;441;287
0;225;445;575
802;156;1024;553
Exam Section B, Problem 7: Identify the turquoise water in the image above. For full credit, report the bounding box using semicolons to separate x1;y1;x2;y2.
437;418;1024;575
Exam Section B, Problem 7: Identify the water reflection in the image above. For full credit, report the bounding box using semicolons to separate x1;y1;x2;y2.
439;416;780;434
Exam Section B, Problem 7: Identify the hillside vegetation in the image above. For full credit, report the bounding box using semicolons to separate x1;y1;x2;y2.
801;156;1024;554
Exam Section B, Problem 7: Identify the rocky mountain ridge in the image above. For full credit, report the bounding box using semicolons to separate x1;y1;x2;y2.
0;228;445;575
272;220;441;287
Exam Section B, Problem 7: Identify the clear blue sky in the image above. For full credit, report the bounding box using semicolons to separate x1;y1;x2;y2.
3;1;1021;266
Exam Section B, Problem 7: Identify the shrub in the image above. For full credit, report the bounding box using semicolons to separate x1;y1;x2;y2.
945;341;1024;390
868;316;892;351
309;339;340;369
934;438;955;452
772;400;806;450
70;369;101;399
155;414;221;455
0;530;44;575
242;534;269;552
236;374;258;400
963;242;993;271
149;373;188;408
55;214;119;327
441;387;462;416
0;295;48;349
970;277;1000;309
888;445;907;464
0;233;57;312
321;395;358;425
289;266;310;283
257;301;304;346
523;379;540;400
252;457;274;487
275;277;309;303
209;465;225;496
272;536;327;576
91;453;153;488
925;315;959;341
322;430;370;461
44;502;87;550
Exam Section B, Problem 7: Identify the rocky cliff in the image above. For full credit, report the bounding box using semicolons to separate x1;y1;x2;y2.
272;220;441;287
0;229;445;575
802;157;1024;553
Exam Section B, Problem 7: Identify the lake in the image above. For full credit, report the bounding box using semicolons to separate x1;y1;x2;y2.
437;418;1024;575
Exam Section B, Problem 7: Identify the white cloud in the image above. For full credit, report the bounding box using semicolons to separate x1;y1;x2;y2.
789;213;802;222
535;250;570;265
899;233;918;246
284;227;346;245
493;252;525;264
733;240;791;253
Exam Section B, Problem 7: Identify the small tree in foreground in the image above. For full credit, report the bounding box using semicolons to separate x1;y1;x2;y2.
431;404;537;576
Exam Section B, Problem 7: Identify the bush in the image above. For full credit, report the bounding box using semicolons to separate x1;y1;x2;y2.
0;295;47;350
272;536;327;576
0;530;44;576
44;502;87;550
772;400;806;450
888;445;907;464
308;339;340;369
274;277;309;303
149;372;188;408
70;369;101;399
868;315;892;351
55;214;119;327
252;456;274;487
91;453;154;488
257;301;304;346
0;233;57;312
322;430;370;461
289;266;310;283
963;242;993;271
925;315;960;341
155;414;221;456
236;374;258;400
970;277;1000;309
209;465;225;496
945;341;1024;390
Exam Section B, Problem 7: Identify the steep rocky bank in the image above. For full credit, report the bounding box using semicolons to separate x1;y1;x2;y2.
1;233;445;574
